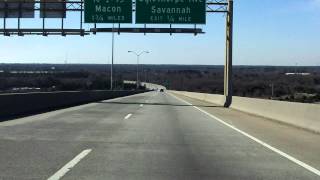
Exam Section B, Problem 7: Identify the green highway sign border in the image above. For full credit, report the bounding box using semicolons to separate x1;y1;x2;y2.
135;0;206;24
84;0;133;24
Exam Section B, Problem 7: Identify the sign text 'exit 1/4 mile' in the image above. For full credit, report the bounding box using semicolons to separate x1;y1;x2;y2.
85;0;132;23
136;0;206;24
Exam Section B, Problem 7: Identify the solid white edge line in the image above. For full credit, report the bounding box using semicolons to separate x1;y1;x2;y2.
125;114;132;120
169;93;320;177
47;149;92;180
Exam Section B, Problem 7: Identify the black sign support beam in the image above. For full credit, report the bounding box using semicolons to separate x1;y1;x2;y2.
90;28;204;34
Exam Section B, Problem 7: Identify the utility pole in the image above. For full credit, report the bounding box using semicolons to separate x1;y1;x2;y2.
224;0;233;108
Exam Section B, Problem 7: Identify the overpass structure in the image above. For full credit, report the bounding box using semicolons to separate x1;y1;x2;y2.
0;90;319;179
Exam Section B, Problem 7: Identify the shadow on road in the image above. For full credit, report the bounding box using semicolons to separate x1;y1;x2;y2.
97;101;223;108
0;101;223;122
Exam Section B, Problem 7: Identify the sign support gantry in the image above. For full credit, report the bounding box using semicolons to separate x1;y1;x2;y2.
0;0;234;108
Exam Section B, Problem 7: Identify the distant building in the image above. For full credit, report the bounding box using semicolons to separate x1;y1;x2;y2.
285;73;311;76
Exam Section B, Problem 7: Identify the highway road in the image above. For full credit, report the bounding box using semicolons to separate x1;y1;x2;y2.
0;91;319;180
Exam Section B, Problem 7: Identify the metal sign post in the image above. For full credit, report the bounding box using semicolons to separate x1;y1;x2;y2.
85;0;133;90
110;23;115;90
224;0;233;108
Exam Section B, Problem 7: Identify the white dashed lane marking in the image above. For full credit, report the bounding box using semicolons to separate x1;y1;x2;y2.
47;149;92;180
124;114;132;120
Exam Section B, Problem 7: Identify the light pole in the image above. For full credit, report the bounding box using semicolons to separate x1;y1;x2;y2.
128;50;150;89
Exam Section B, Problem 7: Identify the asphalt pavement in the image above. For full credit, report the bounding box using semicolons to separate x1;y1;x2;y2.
0;91;319;180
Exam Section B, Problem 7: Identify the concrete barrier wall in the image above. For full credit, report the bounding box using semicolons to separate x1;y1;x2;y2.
231;96;320;133
171;91;226;105
124;81;167;90
0;90;146;119
170;90;320;133
141;82;167;90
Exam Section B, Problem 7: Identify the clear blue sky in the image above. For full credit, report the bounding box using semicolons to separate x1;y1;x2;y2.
0;0;319;66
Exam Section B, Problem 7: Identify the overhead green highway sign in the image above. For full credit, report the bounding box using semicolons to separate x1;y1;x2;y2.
85;0;132;23
136;0;206;24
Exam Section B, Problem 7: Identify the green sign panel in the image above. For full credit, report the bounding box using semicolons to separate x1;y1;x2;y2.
136;0;206;24
85;0;132;23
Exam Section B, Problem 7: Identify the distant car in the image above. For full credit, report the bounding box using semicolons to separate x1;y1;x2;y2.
160;89;164;92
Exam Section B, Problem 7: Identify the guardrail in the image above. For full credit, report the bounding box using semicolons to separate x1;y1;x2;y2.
0;90;147;120
170;91;320;133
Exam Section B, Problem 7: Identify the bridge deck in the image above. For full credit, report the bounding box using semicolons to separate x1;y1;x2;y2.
0;92;319;179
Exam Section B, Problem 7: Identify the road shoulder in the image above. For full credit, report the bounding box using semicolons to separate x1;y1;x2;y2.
170;92;320;171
